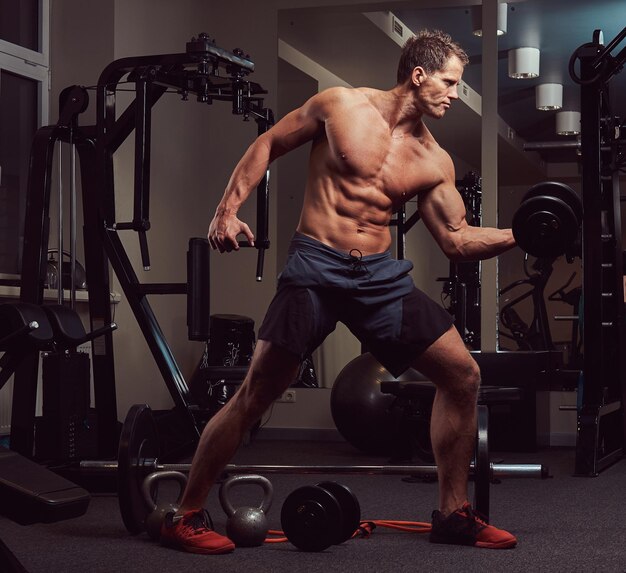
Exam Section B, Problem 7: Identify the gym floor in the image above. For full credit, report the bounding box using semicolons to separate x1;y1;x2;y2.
1;439;625;572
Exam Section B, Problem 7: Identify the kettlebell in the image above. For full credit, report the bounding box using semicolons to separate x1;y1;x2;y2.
141;470;188;541
218;474;273;547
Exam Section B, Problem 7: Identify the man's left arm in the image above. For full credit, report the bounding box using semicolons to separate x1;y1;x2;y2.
418;157;516;262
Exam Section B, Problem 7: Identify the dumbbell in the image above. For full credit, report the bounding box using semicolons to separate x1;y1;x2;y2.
512;181;582;259
280;481;361;552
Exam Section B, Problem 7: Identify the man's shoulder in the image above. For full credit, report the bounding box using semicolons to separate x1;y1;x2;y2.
303;87;366;121
316;85;360;103
421;126;451;161
430;142;454;173
313;87;388;120
318;85;385;103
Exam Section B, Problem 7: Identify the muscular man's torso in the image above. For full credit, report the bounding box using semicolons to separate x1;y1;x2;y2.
296;87;451;256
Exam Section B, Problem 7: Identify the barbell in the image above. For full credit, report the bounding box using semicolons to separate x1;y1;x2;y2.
79;403;549;536
512;181;582;259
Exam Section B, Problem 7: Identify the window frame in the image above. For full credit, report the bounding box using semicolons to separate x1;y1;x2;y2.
0;0;49;282
0;0;49;68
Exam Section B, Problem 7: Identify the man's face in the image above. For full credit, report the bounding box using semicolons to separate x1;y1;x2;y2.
413;55;464;119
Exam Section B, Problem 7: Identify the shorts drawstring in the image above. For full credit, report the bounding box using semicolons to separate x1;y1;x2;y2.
348;249;370;277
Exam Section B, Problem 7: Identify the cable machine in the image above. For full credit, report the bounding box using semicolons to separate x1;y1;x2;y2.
11;34;273;460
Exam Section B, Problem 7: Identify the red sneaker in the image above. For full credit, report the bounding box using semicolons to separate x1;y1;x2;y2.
430;502;517;549
161;509;235;554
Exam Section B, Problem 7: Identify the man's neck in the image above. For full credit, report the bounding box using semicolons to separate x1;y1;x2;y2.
384;84;424;136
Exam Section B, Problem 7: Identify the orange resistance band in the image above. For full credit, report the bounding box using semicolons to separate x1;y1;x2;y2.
263;520;432;544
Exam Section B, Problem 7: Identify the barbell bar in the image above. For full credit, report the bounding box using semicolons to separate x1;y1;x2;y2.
79;459;547;479
79;404;549;535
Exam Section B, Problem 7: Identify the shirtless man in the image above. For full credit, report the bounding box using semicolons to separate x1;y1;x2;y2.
161;29;517;553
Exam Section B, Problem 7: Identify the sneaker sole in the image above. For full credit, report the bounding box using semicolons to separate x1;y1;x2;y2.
475;539;517;549
161;538;235;555
430;535;517;550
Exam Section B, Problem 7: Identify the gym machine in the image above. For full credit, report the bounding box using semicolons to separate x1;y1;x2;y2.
569;27;626;476
10;34;273;460
440;172;482;349
522;27;626;475
0;305;90;526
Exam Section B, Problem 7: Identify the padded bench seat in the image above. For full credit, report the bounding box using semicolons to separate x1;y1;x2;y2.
380;381;523;404
0;446;90;524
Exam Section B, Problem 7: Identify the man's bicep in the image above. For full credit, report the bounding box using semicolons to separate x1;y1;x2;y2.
418;186;469;252
420;184;468;231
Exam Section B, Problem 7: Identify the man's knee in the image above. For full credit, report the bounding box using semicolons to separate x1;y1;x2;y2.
465;358;481;393
428;354;480;404
451;358;481;402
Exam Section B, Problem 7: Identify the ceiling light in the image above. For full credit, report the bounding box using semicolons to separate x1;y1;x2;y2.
471;3;508;37
536;83;563;111
556;111;581;135
508;47;540;79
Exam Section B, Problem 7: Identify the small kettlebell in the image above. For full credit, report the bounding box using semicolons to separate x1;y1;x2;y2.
219;474;273;547
142;470;188;541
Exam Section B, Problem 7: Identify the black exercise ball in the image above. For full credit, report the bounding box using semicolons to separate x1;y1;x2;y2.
330;353;431;456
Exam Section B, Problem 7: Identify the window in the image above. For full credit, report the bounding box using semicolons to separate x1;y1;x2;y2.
0;0;40;53
0;0;48;66
0;0;49;283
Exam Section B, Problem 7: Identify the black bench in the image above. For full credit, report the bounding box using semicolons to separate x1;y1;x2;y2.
379;381;522;463
0;445;90;525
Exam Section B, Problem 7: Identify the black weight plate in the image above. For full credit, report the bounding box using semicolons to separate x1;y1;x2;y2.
316;481;361;544
512;195;578;258
473;405;490;521
281;485;343;552
117;404;160;534
523;181;582;224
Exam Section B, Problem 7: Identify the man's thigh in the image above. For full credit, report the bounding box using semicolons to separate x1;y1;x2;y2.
258;285;338;359
411;325;479;389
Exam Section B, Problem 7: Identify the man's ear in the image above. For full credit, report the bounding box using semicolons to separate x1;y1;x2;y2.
411;66;426;87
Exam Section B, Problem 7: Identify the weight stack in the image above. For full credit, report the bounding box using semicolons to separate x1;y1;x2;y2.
34;352;96;461
35;409;98;461
42;352;91;418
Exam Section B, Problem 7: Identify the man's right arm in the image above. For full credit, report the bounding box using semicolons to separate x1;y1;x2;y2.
418;152;516;261
208;88;342;252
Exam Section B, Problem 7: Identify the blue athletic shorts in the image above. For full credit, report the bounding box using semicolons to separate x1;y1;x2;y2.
258;232;454;377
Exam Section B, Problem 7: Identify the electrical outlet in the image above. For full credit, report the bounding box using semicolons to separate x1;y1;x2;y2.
277;390;296;403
